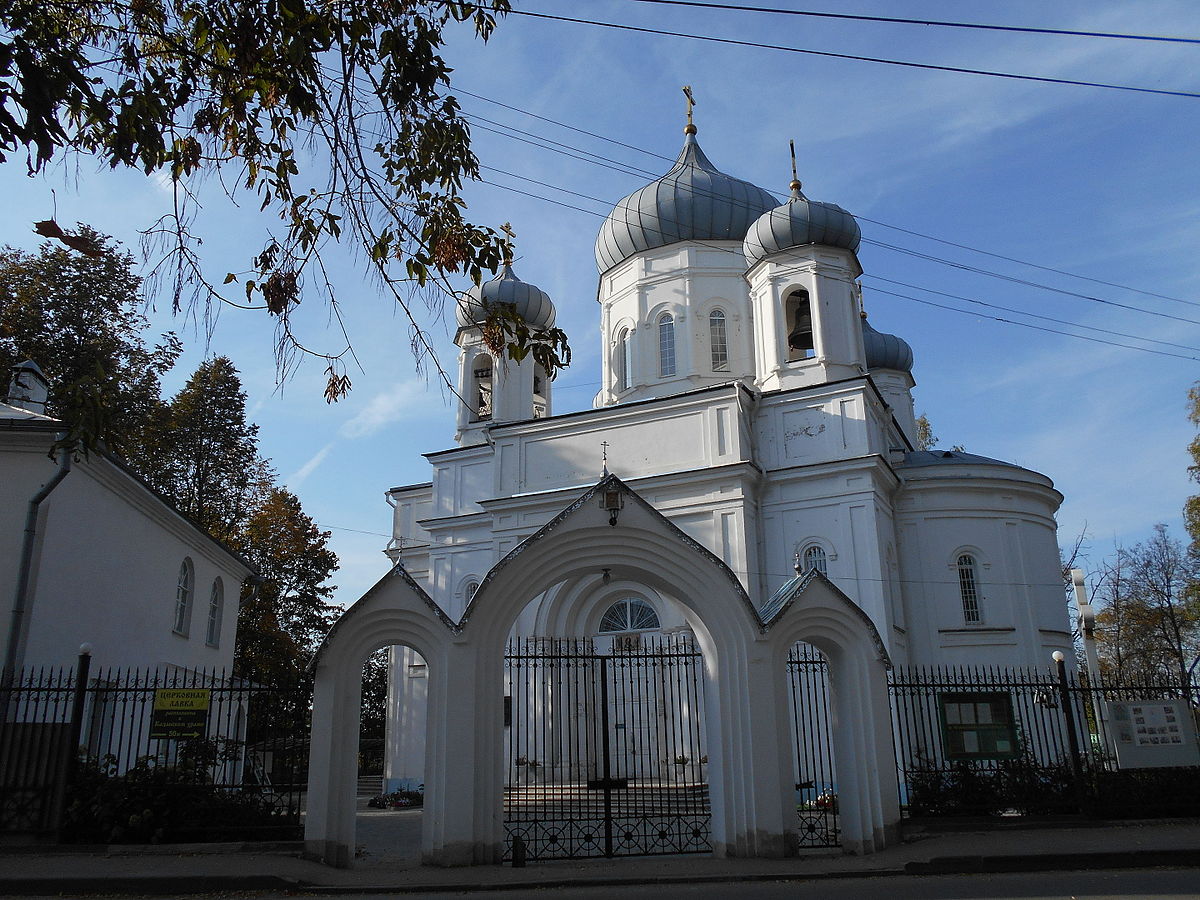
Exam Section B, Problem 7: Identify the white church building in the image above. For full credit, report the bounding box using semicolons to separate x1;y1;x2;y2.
304;117;1071;867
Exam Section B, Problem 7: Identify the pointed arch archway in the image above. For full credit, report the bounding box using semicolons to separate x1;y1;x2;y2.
305;475;900;866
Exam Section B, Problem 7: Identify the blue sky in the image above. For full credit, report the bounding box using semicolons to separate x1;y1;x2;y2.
2;0;1198;604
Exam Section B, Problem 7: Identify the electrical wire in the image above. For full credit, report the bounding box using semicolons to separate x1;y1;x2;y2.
471;172;1200;362
465;111;1200;324
505;7;1200;100
608;0;1200;45
456;86;1199;308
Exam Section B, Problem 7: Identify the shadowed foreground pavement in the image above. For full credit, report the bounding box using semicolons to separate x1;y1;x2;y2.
0;812;1198;896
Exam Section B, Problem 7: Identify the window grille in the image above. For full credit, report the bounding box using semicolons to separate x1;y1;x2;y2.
802;545;828;575
709;310;728;371
958;554;981;623
658;314;676;377
598;598;660;633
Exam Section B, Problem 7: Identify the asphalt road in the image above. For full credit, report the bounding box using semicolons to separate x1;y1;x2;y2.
14;867;1191;900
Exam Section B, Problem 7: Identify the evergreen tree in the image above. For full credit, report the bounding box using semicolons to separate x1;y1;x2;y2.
0;230;181;454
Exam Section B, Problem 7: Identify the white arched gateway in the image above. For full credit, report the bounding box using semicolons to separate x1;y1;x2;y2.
305;475;899;867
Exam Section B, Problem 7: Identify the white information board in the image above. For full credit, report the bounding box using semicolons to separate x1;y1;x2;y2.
1109;700;1200;769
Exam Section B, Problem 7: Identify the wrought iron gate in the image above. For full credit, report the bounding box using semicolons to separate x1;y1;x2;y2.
503;635;710;860
787;643;839;847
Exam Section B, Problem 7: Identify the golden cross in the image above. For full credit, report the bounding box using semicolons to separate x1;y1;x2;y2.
789;140;798;183
683;85;696;127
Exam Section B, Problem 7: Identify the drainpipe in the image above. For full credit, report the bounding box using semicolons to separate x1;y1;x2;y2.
2;437;73;686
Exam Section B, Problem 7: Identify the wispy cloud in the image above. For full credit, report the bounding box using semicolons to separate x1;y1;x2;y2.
339;380;428;439
285;381;434;485
287;441;335;488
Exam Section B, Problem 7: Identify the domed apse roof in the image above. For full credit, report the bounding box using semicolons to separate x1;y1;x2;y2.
455;264;556;330
743;182;860;268
862;317;913;373
594;131;779;273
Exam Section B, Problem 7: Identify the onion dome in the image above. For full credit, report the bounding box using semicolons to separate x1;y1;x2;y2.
861;316;913;373
594;131;779;273
455;264;556;330
743;179;860;268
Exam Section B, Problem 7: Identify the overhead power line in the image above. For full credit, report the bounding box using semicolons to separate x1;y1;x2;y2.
472;171;1199;362
466;107;1200;325
504;8;1200;100
610;0;1200;45
456;86;1199;308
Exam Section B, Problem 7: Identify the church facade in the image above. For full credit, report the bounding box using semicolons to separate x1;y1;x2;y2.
378;123;1071;792
304;116;1071;866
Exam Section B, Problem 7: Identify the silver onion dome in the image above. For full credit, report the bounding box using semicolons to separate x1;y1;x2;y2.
455;264;556;330
861;316;913;372
743;181;860;267
595;131;779;274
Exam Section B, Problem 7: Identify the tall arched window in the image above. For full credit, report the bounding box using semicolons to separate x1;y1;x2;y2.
206;578;224;647
802;545;828;575
658;314;676;377
709;309;729;372
616;328;632;392
598;598;660;633
957;554;981;623
174;558;194;635
465;581;479;601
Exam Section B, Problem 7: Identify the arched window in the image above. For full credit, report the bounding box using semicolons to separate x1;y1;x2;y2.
616;328;632;392
206;578;224;647
957;554;981;623
465;581;479;601
173;558;194;635
598;598;660;633
802;544;828;575
786;289;815;361
709;309;729;372
658;314;676;377
472;353;493;421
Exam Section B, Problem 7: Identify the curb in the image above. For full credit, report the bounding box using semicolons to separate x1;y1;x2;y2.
0;874;303;896
2;849;1198;895
906;848;1200;875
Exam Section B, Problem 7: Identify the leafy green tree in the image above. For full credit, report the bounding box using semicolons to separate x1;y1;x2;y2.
0;1;569;401
360;649;390;741
1184;383;1200;551
0;230;181;453
235;487;339;685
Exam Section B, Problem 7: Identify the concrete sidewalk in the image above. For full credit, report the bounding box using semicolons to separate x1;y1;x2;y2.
0;817;1198;896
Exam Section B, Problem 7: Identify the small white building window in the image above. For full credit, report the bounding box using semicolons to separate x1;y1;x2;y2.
786;290;815;361
658;314;676;377
174;558;194;636
616;328;632;392
957;554;982;624
709;310;729;372
206;578;224;647
802;545;828;575
598;598;660;633
465;581;479;601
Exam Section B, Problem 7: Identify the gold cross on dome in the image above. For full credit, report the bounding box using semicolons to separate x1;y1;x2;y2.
683;85;696;127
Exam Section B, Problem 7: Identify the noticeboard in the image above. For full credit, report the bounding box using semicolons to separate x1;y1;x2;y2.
1110;699;1200;769
149;688;211;740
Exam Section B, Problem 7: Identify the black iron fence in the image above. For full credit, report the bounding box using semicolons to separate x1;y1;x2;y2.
502;635;711;860
889;663;1200;819
1;661;311;842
